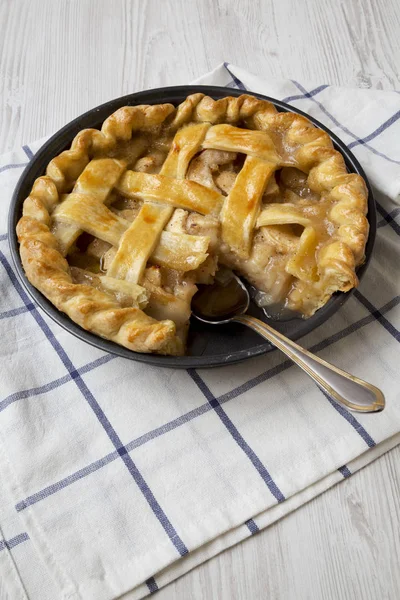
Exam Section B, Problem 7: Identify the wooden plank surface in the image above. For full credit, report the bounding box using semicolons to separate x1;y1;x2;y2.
1;0;399;598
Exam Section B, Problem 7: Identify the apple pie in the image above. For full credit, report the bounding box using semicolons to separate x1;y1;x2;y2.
16;93;369;355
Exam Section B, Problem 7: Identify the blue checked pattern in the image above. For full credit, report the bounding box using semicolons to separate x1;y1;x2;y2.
289;81;400;166
0;64;399;600
0;532;29;553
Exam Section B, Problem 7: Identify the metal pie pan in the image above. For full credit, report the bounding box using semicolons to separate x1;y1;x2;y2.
8;85;376;368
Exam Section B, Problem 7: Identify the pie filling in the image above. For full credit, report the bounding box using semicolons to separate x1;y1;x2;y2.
17;95;368;355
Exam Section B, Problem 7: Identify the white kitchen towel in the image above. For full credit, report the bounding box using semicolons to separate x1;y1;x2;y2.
0;62;399;600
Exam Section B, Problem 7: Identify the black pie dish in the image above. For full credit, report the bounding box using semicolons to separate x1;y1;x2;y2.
8;86;376;369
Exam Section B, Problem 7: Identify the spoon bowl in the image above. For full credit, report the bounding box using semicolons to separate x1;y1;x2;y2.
192;275;249;324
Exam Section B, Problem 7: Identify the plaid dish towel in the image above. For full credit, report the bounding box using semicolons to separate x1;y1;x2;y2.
0;63;399;600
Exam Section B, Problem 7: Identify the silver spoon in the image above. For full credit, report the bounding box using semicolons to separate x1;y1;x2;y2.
192;274;385;413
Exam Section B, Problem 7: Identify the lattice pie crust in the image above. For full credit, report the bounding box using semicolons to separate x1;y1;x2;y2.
17;94;368;355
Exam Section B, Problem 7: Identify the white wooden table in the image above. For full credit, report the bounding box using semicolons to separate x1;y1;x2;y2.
1;1;399;598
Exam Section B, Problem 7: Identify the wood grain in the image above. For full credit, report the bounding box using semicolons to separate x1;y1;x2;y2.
0;0;399;598
1;0;400;153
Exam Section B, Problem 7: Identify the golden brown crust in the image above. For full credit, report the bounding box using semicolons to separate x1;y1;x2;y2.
17;217;182;355
17;93;369;354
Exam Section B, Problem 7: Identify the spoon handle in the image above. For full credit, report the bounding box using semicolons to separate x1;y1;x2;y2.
234;315;385;413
